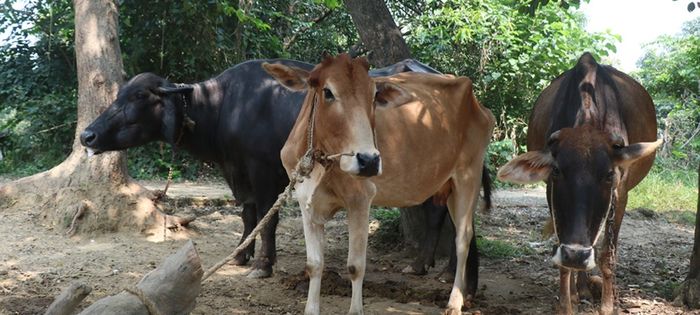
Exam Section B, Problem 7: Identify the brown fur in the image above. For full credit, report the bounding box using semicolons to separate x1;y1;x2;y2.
268;54;495;314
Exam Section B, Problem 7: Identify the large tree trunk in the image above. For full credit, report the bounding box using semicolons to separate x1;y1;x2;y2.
0;0;180;239
675;163;700;307
343;0;452;256
343;0;411;67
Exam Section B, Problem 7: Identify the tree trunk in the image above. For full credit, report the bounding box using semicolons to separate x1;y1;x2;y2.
343;0;411;67
0;0;182;239
675;163;700;307
343;0;451;255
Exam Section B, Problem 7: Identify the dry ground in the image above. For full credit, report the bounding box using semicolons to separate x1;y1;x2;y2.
0;178;697;314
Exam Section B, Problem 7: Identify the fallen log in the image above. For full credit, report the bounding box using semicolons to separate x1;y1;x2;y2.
45;282;92;315
76;240;202;315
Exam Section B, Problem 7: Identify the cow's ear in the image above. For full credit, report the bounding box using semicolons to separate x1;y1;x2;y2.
262;63;309;91
497;151;554;184
613;139;662;167
374;81;413;107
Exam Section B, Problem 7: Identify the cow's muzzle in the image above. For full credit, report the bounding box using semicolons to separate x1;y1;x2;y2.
356;152;381;177
552;244;596;271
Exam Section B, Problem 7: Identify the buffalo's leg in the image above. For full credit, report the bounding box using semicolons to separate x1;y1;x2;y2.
248;165;283;278
405;198;447;275
233;202;257;265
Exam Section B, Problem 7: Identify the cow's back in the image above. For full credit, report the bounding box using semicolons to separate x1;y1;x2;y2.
527;64;657;189
372;72;494;206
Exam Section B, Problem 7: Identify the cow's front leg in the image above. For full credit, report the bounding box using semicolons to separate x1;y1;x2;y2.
599;191;627;315
559;267;573;315
346;200;370;315
301;205;325;315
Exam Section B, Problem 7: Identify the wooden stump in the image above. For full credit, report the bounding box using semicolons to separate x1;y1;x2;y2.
45;240;203;315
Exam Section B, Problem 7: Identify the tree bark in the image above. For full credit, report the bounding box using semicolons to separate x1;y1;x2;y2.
343;0;411;67
343;0;451;256
675;163;700;307
0;0;182;239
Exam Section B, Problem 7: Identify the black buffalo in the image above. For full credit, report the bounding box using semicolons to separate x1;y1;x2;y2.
80;59;487;289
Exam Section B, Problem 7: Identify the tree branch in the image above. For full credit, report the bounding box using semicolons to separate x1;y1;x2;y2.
283;8;334;51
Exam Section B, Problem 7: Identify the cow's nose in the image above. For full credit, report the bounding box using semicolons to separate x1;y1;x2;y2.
552;244;596;271
80;130;97;147
356;152;380;177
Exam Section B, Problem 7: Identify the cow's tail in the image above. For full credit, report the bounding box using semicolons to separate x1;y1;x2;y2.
480;164;492;213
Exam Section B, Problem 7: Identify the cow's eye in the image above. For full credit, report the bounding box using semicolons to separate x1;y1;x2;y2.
323;88;334;102
551;166;560;177
135;91;147;100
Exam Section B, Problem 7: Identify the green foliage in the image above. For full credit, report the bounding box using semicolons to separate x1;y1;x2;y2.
635;17;700;170
0;0;77;175
477;237;533;258
0;0;619;180
392;0;619;124
627;163;698;220
370;207;402;248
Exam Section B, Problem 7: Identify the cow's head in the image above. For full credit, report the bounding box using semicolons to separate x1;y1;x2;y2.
80;73;193;156
263;54;409;177
498;126;661;270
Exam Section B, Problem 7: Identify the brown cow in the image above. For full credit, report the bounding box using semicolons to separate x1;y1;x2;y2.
498;53;661;315
263;54;494;315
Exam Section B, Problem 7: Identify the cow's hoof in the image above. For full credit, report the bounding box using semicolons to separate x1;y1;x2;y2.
437;271;455;283
587;275;603;301
401;264;427;275
247;268;273;279
441;307;461;315
231;253;251;266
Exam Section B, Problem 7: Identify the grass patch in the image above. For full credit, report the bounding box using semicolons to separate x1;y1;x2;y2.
628;165;697;221
476;237;532;259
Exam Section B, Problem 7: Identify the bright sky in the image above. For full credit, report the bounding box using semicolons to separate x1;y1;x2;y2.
581;0;699;72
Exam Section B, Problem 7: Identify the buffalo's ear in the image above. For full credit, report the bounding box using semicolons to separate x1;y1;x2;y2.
263;63;309;91
160;95;183;144
613;138;662;167
497;151;554;184
374;81;413;107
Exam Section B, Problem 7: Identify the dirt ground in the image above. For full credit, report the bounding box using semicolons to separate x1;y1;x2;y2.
0;178;697;314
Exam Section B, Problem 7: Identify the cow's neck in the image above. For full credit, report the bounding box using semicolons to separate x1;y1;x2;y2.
573;67;629;144
174;78;225;163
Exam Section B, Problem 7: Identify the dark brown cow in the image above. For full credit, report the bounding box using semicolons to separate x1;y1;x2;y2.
498;53;661;314
264;54;494;315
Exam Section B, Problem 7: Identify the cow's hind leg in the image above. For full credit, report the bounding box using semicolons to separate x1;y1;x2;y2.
443;176;479;315
346;199;370;315
233;203;257;266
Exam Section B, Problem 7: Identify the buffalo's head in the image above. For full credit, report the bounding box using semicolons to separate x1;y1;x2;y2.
80;73;192;156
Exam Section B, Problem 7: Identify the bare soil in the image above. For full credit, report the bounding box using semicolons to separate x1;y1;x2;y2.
0;179;697;314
